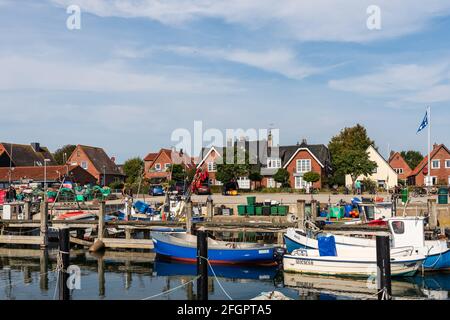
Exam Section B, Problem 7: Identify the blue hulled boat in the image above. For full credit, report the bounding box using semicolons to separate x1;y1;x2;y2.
151;232;277;265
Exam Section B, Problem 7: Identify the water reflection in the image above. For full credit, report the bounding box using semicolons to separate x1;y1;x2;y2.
0;248;448;300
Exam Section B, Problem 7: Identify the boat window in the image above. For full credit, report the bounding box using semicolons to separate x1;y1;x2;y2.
391;221;405;234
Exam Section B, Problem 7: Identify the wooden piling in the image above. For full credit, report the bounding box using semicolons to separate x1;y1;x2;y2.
98;255;105;298
40;201;48;249
428;199;438;229
98;201;105;240
376;235;392;300
310;200;317;223
296;200;305;226
207;197;214;221
186;200;193;234
197;230;208;301
23;200;32;221
39;249;49;291
58;227;70;301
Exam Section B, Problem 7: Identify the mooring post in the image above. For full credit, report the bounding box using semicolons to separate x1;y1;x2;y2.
196;230;208;301
58;227;70;301
186;200;193;234
98;255;105;298
376;235;392;300
392;195;397;217
428;199;438;229
40;200;48;249
126;198;132;221
296;200;305;226
206;197;214;221
24;200;32;220
310;200;317;223
39;249;49;291
98;201;105;240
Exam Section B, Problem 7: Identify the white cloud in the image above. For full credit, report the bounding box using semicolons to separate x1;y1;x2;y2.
329;62;450;103
166;46;321;79
50;0;450;43
0;55;240;93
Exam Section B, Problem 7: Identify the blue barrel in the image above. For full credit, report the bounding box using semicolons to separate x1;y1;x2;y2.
344;204;353;217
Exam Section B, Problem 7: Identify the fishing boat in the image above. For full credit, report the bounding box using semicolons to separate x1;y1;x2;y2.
283;245;425;277
55;211;96;221
284;217;450;271
151;231;278;265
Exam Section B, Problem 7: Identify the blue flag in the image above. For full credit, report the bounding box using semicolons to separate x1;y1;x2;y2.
417;111;428;133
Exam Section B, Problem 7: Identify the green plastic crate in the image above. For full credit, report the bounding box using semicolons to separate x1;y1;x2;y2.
237;205;246;216
271;206;278;215
278;205;288;216
247;196;256;206
246;205;255;215
255;206;263;216
329;207;345;219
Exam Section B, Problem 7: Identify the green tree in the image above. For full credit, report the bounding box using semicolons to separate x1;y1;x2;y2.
53;145;76;165
328;124;376;185
168;164;187;182
123;157;144;184
303;171;321;185
216;147;251;183
273;168;290;188
400;150;424;170
333;148;377;188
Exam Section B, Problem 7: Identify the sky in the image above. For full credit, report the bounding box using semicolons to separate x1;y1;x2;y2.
0;0;449;163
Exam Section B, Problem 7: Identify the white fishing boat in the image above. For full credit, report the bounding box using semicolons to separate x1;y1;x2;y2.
283;246;425;277
285;217;450;271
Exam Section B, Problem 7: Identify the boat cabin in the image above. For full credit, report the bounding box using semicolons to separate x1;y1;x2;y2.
387;217;425;248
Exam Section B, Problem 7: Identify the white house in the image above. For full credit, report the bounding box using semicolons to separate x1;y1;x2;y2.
345;145;398;190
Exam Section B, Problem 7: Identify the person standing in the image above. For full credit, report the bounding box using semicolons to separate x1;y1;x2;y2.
355;180;362;195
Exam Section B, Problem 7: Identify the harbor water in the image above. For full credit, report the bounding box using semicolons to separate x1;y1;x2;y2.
0;247;449;300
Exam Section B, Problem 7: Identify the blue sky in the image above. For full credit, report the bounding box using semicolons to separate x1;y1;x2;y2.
0;0;450;163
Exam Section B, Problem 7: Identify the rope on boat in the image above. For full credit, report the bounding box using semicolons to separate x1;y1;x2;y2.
199;256;233;301
141;276;201;300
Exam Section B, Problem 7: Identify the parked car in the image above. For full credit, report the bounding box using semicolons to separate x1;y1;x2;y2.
195;183;211;195
149;185;165;196
222;181;239;196
170;181;187;195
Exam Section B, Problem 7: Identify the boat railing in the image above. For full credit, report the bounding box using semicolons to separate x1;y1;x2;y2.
391;246;415;257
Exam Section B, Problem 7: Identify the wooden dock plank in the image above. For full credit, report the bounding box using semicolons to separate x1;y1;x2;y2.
99;238;154;250
0;235;43;245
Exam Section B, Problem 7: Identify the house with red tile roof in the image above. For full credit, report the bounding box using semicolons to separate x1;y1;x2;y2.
0;165;97;189
389;151;412;182
145;148;195;182
407;144;450;186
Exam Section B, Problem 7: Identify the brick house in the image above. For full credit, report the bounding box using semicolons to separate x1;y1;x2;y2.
0;142;56;167
67;145;125;185
197;138;331;190
145;148;195;182
0;165;97;189
389;152;412;182
407;144;450;186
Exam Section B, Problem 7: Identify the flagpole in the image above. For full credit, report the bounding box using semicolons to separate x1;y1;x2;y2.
428;106;431;187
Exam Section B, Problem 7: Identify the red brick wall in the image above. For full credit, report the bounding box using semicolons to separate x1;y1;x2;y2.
414;148;450;186
285;150;323;189
199;149;219;184
68;146;100;182
146;151;173;181
389;153;412;180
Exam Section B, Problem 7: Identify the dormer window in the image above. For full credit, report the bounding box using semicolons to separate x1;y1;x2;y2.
267;158;281;169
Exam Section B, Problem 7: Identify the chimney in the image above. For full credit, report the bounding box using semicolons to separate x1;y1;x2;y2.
433;143;439;150
31;142;40;152
301;138;307;145
268;130;273;148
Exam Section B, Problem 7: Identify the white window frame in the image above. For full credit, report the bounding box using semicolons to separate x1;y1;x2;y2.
395;168;403;174
155;163;161;172
207;161;217;172
445;159;450;169
432;159;440;169
267;158;281;169
295;176;308;189
296;159;311;173
81;161;88;170
267;178;275;188
164;163;171;171
425;176;437;186
448;176;450;186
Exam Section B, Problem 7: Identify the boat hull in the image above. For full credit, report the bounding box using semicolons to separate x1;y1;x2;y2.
283;254;423;277
152;232;277;266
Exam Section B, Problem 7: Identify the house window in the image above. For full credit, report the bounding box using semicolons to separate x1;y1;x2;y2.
81;161;88;170
432;160;440;169
208;162;217;172
155;163;161;171
372;167;378;174
295;176;307;189
424;176;437;186
164;163;171;171
267;178;275;188
296;159;311;173
394;168;403;174
267;158;281;169
445;160;450;169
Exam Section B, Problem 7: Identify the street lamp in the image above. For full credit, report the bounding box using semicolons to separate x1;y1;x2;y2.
44;159;51;192
103;165;106;187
